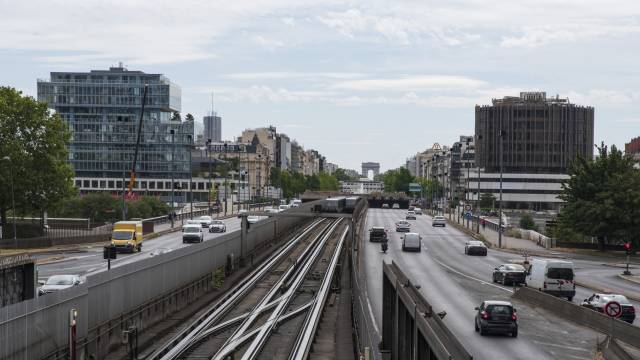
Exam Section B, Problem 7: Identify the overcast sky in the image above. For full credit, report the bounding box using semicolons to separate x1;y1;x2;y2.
2;0;639;171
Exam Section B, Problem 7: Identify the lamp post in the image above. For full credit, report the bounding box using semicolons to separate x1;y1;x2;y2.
224;143;228;216
2;156;17;247
188;135;193;220
498;129;505;248
257;154;262;209
476;134;483;233
170;129;175;228
206;139;212;215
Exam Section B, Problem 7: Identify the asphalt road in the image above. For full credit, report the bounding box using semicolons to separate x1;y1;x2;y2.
362;208;621;360
37;217;241;281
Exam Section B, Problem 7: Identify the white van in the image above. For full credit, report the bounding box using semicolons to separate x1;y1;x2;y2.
525;259;576;301
402;232;422;252
182;224;204;243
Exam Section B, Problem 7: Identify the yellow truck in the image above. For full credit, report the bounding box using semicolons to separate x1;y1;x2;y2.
111;221;144;253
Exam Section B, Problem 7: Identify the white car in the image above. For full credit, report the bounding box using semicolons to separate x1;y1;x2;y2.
406;211;417;220
38;275;82;296
392;203;400;209
182;224;204;243
401;232;422;252
278;204;290;212
432;215;446;227
290;199;302;207
197;215;213;228
247;215;261;224
414;207;423;215
395;220;411;232
209;220;226;233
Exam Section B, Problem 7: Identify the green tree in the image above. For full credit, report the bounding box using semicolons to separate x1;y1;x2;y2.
0;87;75;236
519;214;538;231
171;111;181;122
379;168;415;194
318;172;339;191
306;174;321;190
479;193;496;210
556;143;640;249
184;113;195;122
333;168;355;181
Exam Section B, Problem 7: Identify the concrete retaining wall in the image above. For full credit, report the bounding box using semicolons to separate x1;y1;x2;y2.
513;287;640;348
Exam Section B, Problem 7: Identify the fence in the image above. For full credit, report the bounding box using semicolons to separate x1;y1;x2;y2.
0;201;320;359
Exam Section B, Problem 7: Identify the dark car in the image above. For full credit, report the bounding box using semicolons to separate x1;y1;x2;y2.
492;264;527;285
369;226;388;242
475;300;518;337
464;241;487;256
581;293;636;324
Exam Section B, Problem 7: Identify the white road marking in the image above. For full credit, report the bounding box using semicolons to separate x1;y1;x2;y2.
365;294;381;334
430;255;514;293
532;340;592;353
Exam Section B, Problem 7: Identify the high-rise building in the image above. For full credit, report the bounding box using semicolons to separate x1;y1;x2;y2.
203;113;222;142
276;133;291;170
37;66;193;200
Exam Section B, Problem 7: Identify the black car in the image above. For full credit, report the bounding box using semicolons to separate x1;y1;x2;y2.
492;264;527;285
475;300;518;337
464;241;487;256
581;293;636;324
369;226;388;242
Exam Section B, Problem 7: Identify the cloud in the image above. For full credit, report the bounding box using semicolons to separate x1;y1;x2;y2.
501;22;640;48
253;35;286;50
565;89;640;106
223;72;365;81
333;75;488;91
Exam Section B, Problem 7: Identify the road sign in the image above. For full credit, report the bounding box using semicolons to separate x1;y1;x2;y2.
409;183;422;193
604;301;622;318
464;204;472;211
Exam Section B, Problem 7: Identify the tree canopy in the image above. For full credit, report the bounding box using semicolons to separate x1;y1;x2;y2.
270;168;340;199
0;87;75;236
555;143;640;248
379;167;414;194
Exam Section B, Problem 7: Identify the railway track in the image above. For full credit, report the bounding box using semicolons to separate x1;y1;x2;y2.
147;217;349;360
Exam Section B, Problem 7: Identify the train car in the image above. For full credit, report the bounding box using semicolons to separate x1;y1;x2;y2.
344;196;361;213
323;196;346;213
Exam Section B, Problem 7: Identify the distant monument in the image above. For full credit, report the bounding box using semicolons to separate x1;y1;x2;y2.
361;162;381;178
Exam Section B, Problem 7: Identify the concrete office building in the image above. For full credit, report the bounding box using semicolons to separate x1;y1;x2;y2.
340;179;384;194
203;113;222;142
37;65;193;200
473;92;594;211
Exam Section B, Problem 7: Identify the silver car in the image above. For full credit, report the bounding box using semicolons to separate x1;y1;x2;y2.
38;275;82;296
432;215;446;227
402;232;422;252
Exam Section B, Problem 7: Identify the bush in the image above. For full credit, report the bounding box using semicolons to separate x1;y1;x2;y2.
519;214;538;231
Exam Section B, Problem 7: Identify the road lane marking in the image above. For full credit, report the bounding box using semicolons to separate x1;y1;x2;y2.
532;340;592;353
430;255;514;293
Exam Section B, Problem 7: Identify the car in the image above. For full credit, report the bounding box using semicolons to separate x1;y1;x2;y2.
392;203;400;209
475;301;518;337
406;211;417;220
432;215;446;227
369;226;388;242
186;219;200;226
197;215;213;228
465;241;487;256
395;220;411;232
581;293;636;324
237;209;248;218
408;205;415;211
492;264;527;285
526;258;576;301
38;275;82;296
290;199;302;207
209;220;226;233
401;232;422;252
278;204;290;212
381;203;390;209
182;224;204;243
247;215;262;224
414;207;423;215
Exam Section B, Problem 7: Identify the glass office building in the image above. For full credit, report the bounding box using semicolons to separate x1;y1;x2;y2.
37;66;193;182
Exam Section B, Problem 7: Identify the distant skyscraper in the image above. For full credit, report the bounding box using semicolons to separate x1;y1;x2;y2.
203;113;222;142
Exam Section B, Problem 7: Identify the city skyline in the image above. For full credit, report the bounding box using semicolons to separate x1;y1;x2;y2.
2;1;639;171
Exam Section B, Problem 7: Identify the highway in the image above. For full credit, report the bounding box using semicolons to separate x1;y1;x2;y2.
361;208;629;360
36;217;241;281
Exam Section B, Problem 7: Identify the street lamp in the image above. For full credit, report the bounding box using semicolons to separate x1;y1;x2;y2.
498;129;506;248
188;135;193;220
206;139;212;215
2;156;17;247
170;129;175;228
476;134;483;233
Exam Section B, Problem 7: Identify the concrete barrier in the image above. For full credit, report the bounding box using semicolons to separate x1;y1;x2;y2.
512;287;640;348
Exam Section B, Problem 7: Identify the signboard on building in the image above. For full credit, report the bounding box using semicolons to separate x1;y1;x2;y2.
409;183;422;193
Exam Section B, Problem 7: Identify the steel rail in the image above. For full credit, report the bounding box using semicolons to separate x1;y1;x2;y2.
150;219;324;360
211;219;341;360
288;225;349;360
233;219;343;360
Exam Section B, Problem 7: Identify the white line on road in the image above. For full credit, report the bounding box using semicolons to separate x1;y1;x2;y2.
430;255;514;294
533;340;592;353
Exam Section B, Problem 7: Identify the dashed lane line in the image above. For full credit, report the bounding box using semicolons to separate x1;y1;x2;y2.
429;254;515;294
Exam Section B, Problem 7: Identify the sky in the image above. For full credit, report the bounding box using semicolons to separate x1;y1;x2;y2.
1;0;639;171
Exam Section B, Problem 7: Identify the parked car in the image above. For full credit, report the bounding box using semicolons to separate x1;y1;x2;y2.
395;220;411;232
182;224;204;243
406;211;417;220
526;258;576;301
369;226;388;242
432;215;446;227
392;203;400;209
209;220;227;233
381;203;390;209
38;275;82;296
475;300;518;337
464;241;487;256
581;293;635;324
198;215;213;228
492;264;527;285
414;207;423;215
401;232;422;252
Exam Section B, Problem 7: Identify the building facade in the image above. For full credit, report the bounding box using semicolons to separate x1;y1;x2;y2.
340;179;384;194
37;66;193;184
203;113;222;142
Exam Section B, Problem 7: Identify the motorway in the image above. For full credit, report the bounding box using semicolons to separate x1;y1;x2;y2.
36;217;241;281
361;208;639;360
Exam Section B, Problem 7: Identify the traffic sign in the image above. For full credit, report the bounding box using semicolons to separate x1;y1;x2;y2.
464;204;472;211
409;183;422;193
604;301;622;318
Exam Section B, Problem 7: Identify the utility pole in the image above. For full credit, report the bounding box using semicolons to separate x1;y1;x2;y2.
188;135;193;220
170;129;175;228
207;139;212;216
476;134;483;233
498;129;505;248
